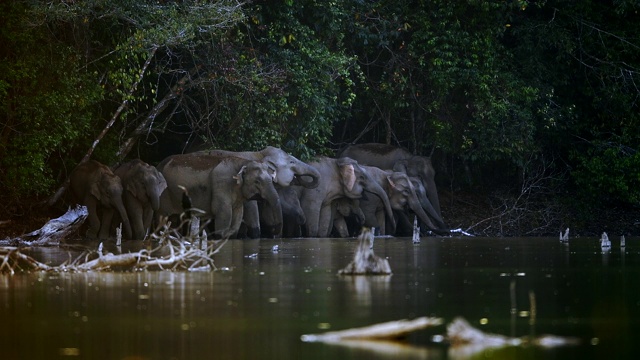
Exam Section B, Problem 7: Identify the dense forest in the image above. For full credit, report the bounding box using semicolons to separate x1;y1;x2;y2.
1;0;639;236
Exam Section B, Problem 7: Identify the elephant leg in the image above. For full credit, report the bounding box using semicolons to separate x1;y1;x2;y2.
375;209;386;235
317;204;334;238
213;198;237;240
243;201;261;239
229;205;245;239
333;215;350;238
85;201;101;239
125;197;146;240
99;208;115;239
142;205;154;239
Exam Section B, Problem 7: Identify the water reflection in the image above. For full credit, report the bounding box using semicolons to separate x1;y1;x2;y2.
0;237;638;359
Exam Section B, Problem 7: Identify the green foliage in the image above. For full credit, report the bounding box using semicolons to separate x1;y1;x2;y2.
0;2;103;197
2;0;640;215
573;142;640;205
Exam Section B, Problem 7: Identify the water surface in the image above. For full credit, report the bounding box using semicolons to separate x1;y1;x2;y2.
1;236;638;359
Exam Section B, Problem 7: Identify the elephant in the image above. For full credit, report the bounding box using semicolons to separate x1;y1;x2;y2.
339;143;445;225
199;146;320;237
331;198;365;238
297;156;395;238
69;160;132;239
158;154;282;240
360;166;448;235
259;186;306;238
113;159;167;239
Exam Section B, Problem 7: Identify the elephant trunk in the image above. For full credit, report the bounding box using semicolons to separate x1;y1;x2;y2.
148;177;165;212
264;187;283;237
366;182;396;233
423;175;442;218
408;195;447;235
114;198;133;239
292;165;321;189
416;184;445;229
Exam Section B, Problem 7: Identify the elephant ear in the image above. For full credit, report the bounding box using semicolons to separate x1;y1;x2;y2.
339;163;356;191
90;182;102;201
387;175;397;190
266;161;278;182
233;166;247;185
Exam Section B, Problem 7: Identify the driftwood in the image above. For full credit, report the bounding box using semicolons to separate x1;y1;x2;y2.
338;227;391;275
0;219;227;274
446;317;580;358
301;317;443;343
559;227;569;242
0;205;88;246
302;316;579;357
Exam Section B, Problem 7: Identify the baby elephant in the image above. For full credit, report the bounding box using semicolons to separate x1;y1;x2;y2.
114;159;167;239
70;160;132;239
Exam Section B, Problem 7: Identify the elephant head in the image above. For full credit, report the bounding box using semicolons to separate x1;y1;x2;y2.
336;157;396;232
234;162;283;230
394;156;441;218
386;172;446;234
408;177;446;229
259;146;320;189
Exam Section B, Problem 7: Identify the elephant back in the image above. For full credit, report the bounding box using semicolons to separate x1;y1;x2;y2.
338;143;412;170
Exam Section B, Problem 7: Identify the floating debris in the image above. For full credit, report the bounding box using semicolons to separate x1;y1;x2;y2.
301;317;443;343
621;235;626;248
245;253;258;259
272;244;279;253
412;216;421;244
559;228;569;242
600;232;611;249
449;228;474;237
446;317;580;358
338;227;391;275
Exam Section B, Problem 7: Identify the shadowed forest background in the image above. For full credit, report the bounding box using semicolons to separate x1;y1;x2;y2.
1;0;639;237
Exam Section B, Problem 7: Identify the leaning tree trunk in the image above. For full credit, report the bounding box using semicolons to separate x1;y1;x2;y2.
47;47;158;206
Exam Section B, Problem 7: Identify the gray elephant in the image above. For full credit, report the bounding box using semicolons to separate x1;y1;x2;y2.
113;159;167;239
69;160;132;239
332;198;365;237
339;143;444;225
200;146;320;237
158;154;282;240
297;157;395;238
360;166;447;235
260;186;306;238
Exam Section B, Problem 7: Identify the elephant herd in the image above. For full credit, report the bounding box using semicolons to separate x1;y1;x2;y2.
69;143;448;241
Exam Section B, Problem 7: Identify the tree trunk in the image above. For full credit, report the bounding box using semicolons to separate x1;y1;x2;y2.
47;47;158;206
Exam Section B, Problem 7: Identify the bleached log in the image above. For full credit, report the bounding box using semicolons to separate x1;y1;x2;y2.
0;206;87;246
301;317;443;343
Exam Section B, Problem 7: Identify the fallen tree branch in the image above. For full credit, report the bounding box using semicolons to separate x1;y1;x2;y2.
0;219;227;274
0;206;87;246
301;317;443;343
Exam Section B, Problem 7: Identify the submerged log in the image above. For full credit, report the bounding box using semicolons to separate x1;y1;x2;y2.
338;227;391;275
301;317;443;343
446;317;580;358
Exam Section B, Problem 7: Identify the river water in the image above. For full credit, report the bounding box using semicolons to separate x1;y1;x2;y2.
1;236;638;359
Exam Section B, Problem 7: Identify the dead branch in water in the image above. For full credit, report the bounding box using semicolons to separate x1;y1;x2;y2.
338;227;391;275
0;206;88;247
301;317;443;343
0;219;226;274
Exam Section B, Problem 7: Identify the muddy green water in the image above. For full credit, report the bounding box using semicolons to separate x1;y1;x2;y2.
1;237;638;359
